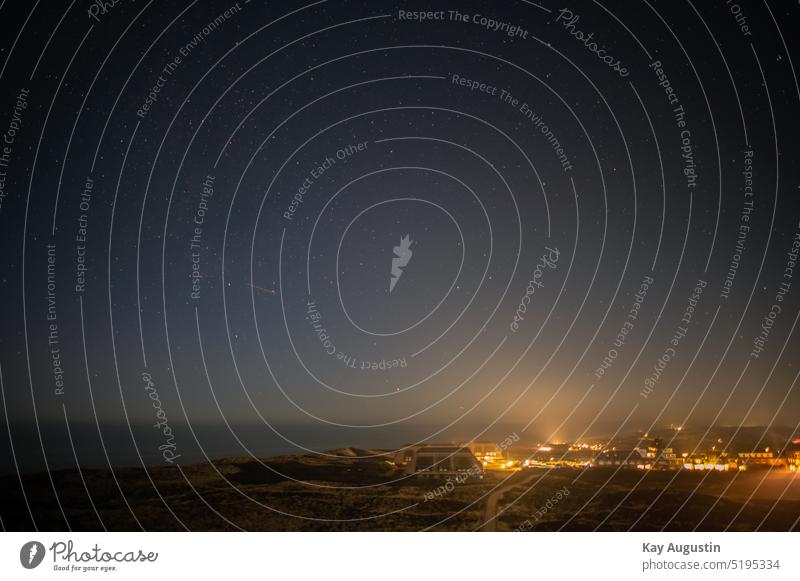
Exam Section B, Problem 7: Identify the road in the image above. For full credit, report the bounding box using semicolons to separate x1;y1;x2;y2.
480;471;539;531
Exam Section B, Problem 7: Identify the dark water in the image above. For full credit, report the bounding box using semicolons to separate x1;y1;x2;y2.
4;421;792;476
0;421;533;474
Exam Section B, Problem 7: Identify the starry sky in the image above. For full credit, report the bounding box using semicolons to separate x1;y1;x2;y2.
0;0;799;469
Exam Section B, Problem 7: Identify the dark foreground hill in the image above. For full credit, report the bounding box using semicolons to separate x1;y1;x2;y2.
2;452;799;531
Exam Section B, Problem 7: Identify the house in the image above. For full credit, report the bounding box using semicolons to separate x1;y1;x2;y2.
737;450;785;470
591;449;643;468
466;441;501;461
787;451;800;472
397;445;483;478
682;453;736;472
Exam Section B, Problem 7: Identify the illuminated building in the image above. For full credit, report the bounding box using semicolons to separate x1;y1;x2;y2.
397;445;483;479
591;449;644;468
523;443;592;468
737;450;784;471
464;441;518;470
788;451;800;472
632;437;680;470
682;452;736;472
466;441;501;461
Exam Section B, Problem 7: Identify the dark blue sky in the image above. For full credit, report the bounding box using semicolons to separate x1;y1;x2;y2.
1;0;799;468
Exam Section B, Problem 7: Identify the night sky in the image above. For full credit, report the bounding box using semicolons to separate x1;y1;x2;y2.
0;0;799;471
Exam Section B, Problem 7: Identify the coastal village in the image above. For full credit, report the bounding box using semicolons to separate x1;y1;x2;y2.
393;427;800;478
